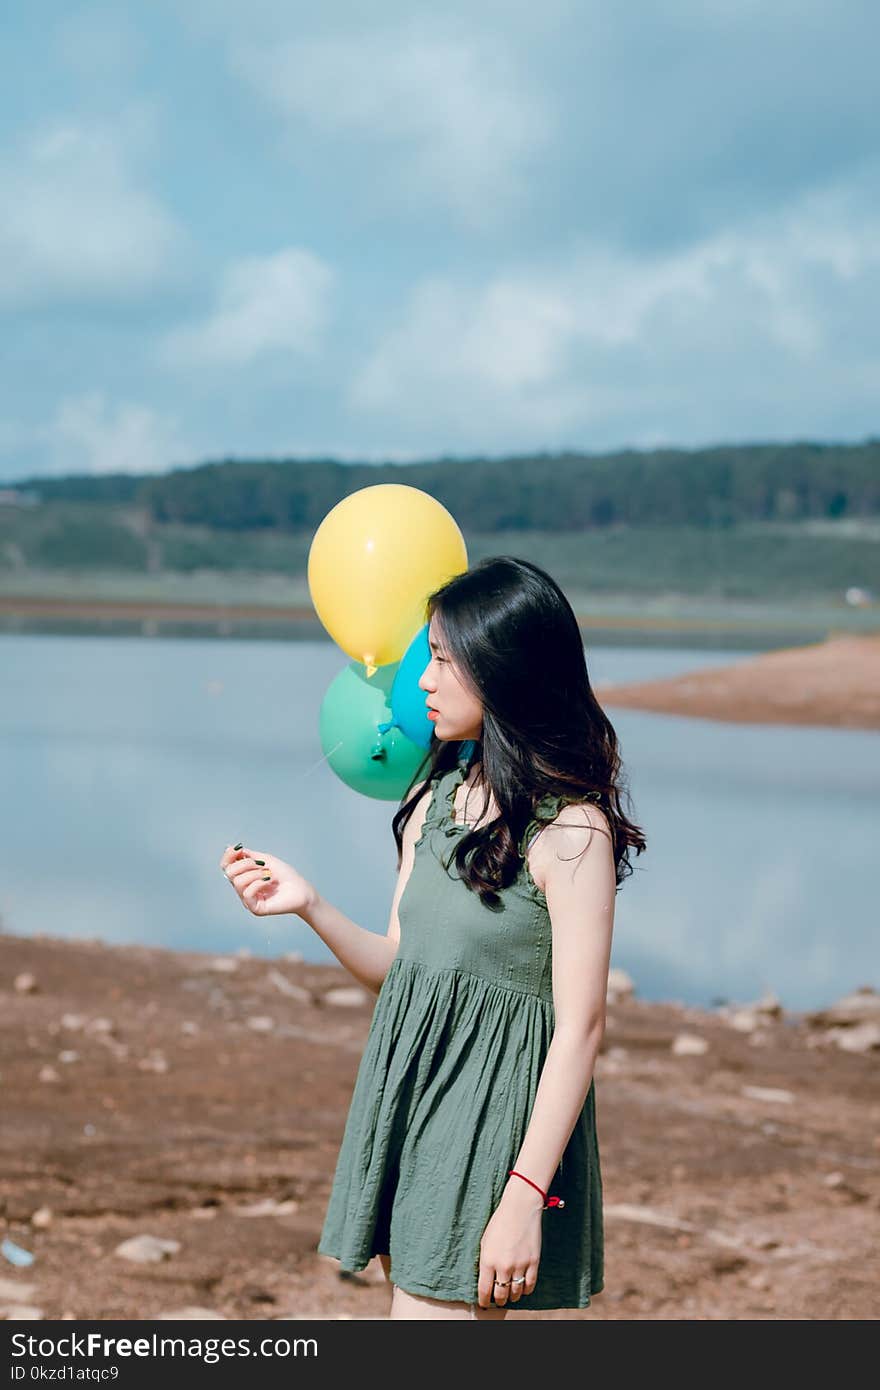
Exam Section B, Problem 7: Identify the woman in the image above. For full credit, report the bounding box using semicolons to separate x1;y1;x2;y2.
220;556;646;1318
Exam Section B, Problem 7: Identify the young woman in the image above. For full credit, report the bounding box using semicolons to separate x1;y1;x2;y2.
220;556;646;1319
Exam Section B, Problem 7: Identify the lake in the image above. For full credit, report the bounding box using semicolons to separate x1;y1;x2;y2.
0;633;876;1011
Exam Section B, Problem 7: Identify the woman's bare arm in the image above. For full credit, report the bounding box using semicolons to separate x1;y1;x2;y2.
298;779;427;995
505;804;616;1195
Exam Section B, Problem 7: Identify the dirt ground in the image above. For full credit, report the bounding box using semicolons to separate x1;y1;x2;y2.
594;632;880;730
1;933;877;1322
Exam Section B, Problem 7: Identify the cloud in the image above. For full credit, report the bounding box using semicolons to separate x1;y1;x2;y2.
158;248;336;368
0;111;184;307
350;180;880;444
40;392;192;476
232;23;552;229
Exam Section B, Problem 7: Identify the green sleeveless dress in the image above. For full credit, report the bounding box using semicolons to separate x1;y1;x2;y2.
317;749;605;1311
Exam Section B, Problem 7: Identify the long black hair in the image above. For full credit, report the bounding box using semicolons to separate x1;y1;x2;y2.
391;556;646;905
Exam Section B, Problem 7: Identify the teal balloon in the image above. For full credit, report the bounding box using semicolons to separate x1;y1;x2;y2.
386;624;434;750
320;659;426;800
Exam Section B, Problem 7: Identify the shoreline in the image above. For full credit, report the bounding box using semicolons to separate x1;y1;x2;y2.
3;600;879;731
594;632;880;731
0;929;877;1320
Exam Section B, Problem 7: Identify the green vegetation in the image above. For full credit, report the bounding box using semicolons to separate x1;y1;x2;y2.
0;442;877;607
11;439;879;529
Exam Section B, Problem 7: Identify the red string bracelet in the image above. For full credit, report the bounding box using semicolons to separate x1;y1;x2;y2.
508;1169;565;1208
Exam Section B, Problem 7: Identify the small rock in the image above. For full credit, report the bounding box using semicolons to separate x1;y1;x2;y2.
155;1307;226;1320
323;986;369;1008
232;1197;299;1217
822;1170;868;1201
84;1018;115;1036
137;1052;169;1073
606;968;635;1004
60;1013;86;1031
0;1304;44;1319
728;1009;760;1033
115;1235;181;1264
1;1239;34;1268
38;1065;60;1084
58;1050;79;1064
671;1032;708;1056
14;973;38;994
30;1208;52;1230
266;969;312;1003
752;991;784;1019
829;1021;880;1053
822;1171;846;1188
245;1016;275;1032
180;1020;200;1035
0;1277;37;1301
191;1206;219;1221
807;986;880;1027
741;1085;794;1104
748;1029;773;1047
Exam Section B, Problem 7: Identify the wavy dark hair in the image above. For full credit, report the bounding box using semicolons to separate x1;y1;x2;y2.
391;556;646;906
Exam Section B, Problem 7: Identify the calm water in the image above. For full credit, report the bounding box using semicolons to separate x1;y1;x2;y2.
0;633;876;1010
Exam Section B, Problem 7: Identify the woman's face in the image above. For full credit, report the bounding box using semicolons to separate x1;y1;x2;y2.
418;617;483;743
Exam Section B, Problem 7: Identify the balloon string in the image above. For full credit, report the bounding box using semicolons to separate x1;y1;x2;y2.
262;740;345;951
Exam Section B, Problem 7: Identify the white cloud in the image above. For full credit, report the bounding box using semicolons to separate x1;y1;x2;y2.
233;25;552;229
42;393;192;476
159;248;335;368
350;182;880;441
0;110;183;308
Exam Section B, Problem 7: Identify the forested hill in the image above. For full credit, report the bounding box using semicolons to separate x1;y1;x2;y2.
11;439;880;531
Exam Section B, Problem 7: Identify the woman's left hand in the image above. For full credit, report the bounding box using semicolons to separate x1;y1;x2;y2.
477;1179;543;1307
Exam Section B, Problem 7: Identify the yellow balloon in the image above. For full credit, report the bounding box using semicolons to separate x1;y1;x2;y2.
308;484;467;675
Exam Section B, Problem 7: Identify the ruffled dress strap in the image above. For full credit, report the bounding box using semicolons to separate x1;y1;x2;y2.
418;761;467;839
519;793;567;858
519;789;600;857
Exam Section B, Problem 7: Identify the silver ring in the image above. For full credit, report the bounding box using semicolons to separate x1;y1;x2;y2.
511;1275;526;1285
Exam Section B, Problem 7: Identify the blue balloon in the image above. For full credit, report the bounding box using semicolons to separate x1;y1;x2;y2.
377;624;433;749
376;625;478;766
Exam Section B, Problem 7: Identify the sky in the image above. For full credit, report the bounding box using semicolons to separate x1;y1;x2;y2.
2;0;879;482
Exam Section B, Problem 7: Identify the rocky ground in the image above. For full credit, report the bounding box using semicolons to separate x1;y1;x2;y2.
0;933;877;1322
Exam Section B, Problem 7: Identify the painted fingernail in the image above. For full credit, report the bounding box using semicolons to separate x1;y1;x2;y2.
261;873;271;881
254;859;265;866
233;842;243;850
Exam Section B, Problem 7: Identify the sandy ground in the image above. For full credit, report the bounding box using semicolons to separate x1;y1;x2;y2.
595;633;880;730
1;934;877;1322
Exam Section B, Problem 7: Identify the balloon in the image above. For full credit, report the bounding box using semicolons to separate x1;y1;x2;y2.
319;658;427;800
376;623;434;750
308;484;467;676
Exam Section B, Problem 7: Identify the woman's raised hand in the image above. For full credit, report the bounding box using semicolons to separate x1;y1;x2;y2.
219;844;316;918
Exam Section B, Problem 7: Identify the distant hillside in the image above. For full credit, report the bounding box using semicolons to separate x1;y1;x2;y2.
1;442;877;606
6;439;880;530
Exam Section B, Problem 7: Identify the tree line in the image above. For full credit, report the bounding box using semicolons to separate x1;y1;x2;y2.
12;439;880;531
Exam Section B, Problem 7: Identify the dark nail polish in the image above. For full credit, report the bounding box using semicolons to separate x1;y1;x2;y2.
233;842;243;850
261;873;271;881
255;859;265;866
